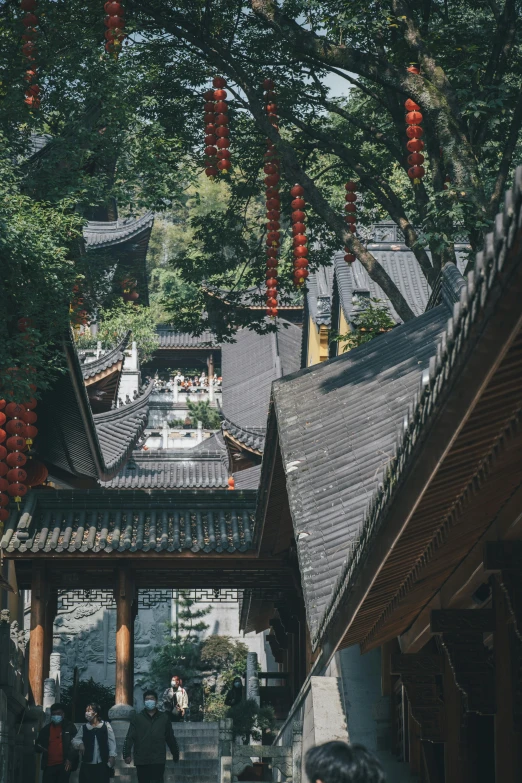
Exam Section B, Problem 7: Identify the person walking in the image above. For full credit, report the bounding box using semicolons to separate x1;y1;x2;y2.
305;742;386;783
35;703;79;783
162;674;189;721
72;702;117;783
123;690;179;783
224;676;243;707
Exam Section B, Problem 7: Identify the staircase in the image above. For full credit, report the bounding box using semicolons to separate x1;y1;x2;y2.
109;721;220;783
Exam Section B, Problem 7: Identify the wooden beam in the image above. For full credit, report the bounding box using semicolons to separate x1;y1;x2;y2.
114;568;135;706
391;654;446;742
29;566;47;706
43;589;58;682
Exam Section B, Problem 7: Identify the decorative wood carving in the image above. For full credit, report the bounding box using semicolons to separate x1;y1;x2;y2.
391;654;446;742
430;610;495;715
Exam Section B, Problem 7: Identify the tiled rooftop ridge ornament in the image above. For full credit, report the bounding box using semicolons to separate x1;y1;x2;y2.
344;181;357;264
291;185;309;287
405;65;425;186
264;78;280;318
104;1;126;59
21;0;41;110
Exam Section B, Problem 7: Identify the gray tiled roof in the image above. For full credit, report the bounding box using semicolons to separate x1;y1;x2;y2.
37;337;152;481
156;329;219;348
80;332;130;380
100;451;230;489
268;291;458;639
233;464;262;490
221;320;302;442
83;213;154;249
93;385;153;474
221;419;266;454
1;489;256;554
307;223;470;327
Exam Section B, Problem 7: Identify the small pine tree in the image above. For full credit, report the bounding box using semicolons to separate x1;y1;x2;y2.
186;399;221;430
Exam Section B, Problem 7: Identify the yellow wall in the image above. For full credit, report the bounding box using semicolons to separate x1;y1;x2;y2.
306;317;330;366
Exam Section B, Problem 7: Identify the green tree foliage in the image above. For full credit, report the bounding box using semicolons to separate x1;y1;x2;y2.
227;700;276;743
2;0;521;364
200;636;249;689
94;301;160;364
334;298;396;352
186;399;222;430
61;677;115;721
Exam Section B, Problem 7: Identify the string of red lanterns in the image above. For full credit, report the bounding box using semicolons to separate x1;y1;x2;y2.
204;87;218;177
214;77;231;175
291;186;308;286
104;1;126;58
21;0;40;110
263;78;280;317
344;182;357;264
405;65;425;186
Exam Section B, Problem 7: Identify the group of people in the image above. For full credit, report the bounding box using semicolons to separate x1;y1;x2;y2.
148;372;223;393
35;678;386;783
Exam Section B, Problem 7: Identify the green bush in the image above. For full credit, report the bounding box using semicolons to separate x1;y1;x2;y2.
61;677;115;721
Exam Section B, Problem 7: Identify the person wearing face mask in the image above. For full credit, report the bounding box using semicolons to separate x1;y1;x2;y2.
225;676;244;707
72;702;117;782
35;703;79;783
123;690;179;783
162;674;189;722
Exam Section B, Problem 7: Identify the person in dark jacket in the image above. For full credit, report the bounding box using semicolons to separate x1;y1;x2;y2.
72;701;117;783
123;690;179;783
224;676;243;707
35;703;79;783
305;741;386;783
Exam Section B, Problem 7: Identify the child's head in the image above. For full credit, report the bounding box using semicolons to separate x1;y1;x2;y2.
305;742;385;783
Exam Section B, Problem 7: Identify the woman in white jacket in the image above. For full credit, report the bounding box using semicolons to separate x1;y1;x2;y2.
72;702;116;782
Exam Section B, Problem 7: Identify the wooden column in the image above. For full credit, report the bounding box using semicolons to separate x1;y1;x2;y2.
29;566;47;706
207;353;214;381
114;568;135;705
493;575;522;781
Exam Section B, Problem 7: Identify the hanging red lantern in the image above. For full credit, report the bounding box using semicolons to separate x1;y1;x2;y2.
7;468;27;484
263;80;281;316
0;414;5;428
0;447;6;462
405;65;425;185
0;479;8;494
0;464;7;478
0;494;9;507
6;452;27;468
21;0;40;107
0;430;5;444
24;460;48;487
0;509;9;523
6;436;26;452
343;182;358;264
7;483;27;498
290;184;309;287
21;410;37;425
5;403;24;418
103;0;126;57
6;420;26;437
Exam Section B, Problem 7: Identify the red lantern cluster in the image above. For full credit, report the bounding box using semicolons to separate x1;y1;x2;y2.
70;284;89;327
204;77;231;177
405;65;425;185
344;182;357;264
104;1;126;58
21;0;40;110
121;277;139;302
263;78;280;317
290;185;308;286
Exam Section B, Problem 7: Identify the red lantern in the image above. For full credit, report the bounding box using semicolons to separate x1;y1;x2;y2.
290;184;304;198
291;197;305;210
21;410;37;425
407;138;424;153
292;209;305;223
8;483;27;498
405;68;425;185
23;424;38;442
406;125;423;139
294;245;308;258
407;153;425;166
6;436;26;451
24;460;48;487
5;403;24;418
217;159;231;171
104;0;126;57
406;110;423;125
0;401;5;411
343;182;357;263
0;494;9;507
0;479;7;493
0;414;4;428
0;430;5;444
404;99;420;112
0;464;8;477
0;508;9;522
408;165;425;182
0;447;6;461
205;166;219;177
6;452;26;468
24;397;37;410
7;469;27;484
6;420;25;436
344;253;356;263
345;181;357;192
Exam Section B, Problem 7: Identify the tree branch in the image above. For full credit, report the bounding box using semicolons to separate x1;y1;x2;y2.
488;89;522;217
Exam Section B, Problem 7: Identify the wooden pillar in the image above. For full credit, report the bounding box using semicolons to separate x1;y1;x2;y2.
442;646;470;783
493;575;522;782
207;353;214;381
29;566;47;706
114;568;134;706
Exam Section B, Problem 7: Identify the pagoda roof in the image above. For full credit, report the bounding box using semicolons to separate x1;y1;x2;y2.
80;332;130;381
306;222;470;329
156;329;220;349
258;263;466;644
220;319;301;457
1;489;256;556
83;213;154;249
100;450;230;490
37;336;152;482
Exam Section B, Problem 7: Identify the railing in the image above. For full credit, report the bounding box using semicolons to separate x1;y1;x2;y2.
218;718;301;783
